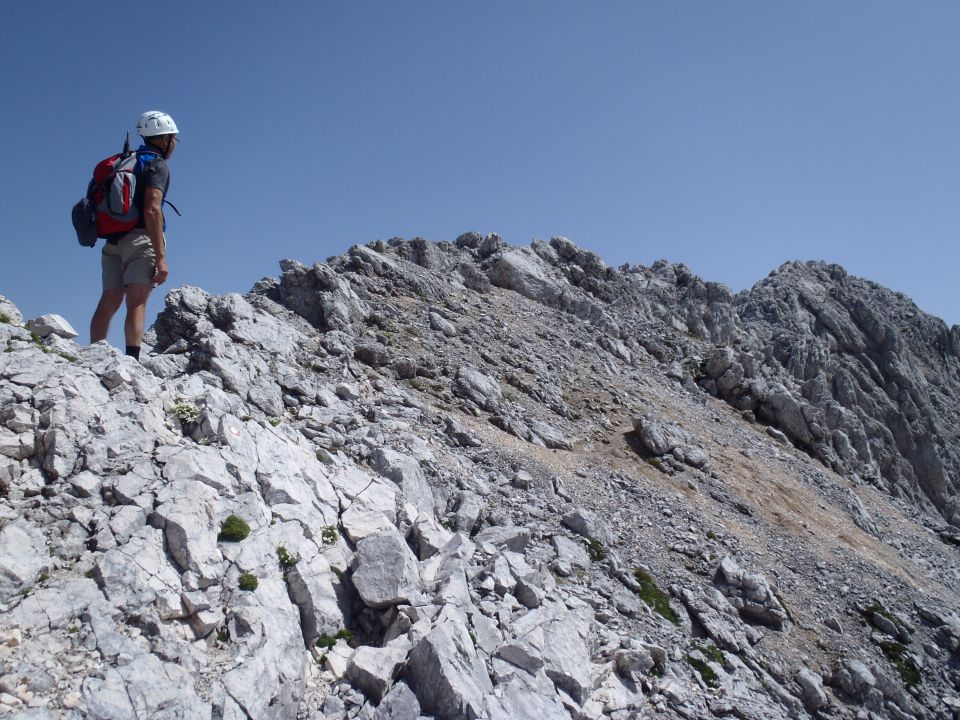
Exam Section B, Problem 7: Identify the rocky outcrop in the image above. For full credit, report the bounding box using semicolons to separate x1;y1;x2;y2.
697;262;960;526
1;235;958;720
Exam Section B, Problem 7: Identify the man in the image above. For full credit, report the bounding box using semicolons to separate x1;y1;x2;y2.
89;110;178;360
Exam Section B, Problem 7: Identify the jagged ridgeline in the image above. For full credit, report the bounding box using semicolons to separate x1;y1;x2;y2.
0;234;958;720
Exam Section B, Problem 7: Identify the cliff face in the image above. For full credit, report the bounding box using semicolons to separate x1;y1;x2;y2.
0;235;958;720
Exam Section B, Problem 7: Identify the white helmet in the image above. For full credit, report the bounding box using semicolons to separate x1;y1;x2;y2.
136;110;179;137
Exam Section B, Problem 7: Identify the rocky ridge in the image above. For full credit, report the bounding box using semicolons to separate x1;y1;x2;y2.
0;234;958;719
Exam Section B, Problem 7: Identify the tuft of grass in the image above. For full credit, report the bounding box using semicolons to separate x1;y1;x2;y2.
218;515;251;542
268;417;282;427
24;331;77;362
862;600;892;621
316;628;354;649
277;544;299;569
633;568;681;626
0;313;11;324
238;573;258;591
330;566;344;581
586;536;606;562
687;654;720;688
699;642;724;665
880;641;921;688
320;525;338;545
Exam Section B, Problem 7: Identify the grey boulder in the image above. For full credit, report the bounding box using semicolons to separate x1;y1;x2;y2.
25;313;79;339
0;521;48;602
404;612;493;719
352;532;422;609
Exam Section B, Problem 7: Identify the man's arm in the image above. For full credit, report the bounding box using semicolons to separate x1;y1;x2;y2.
143;187;169;285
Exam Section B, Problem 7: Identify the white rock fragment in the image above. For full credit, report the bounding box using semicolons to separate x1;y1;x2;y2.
25;314;78;339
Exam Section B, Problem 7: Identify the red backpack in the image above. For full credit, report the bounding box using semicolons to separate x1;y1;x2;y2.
71;134;178;246
88;149;147;237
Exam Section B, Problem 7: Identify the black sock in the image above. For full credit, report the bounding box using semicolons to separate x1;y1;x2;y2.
125;345;141;360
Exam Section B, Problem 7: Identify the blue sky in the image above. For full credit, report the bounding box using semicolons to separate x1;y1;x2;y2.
2;1;958;348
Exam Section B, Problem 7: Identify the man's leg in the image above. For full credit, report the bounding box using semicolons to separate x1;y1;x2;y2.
90;289;126;343
124;284;152;359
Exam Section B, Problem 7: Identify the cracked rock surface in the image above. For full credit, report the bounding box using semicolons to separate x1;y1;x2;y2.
0;235;959;720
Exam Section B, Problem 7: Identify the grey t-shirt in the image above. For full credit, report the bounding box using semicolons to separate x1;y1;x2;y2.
133;153;170;229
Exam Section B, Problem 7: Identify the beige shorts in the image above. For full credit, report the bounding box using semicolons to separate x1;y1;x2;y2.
102;231;158;290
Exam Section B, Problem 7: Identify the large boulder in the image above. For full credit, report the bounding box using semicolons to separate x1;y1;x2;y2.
454;366;505;413
0;521;48;602
488;249;564;306
404;612;493;719
369;448;435;515
25;314;78;339
351;532;422;609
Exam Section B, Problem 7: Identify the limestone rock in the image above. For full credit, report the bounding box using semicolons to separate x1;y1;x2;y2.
352;532;422;609
286;553;349;644
404;614;493;719
429;312;457;337
454;366;504;412
0;521;48;602
346;638;411;703
0;295;24;325
25;314;78;339
796;667;829;713
369;447;435;515
474;525;530;553
373;681;421;720
714;556;790;630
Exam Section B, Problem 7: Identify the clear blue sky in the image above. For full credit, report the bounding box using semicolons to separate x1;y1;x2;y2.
2;1;958;348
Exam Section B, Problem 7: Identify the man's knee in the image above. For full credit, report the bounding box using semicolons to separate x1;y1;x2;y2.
125;284;152;308
97;289;125;313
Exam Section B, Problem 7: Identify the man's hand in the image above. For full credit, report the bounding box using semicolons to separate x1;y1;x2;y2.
154;256;169;285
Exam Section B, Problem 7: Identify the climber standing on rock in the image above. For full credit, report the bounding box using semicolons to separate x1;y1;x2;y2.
88;110;179;360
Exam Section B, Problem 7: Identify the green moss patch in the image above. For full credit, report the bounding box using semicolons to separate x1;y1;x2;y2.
699;642;724;665
633;568;681;626
238;573;258;591
687;654;719;688
316;628;354;649
880;641;921;688
218;515;251;542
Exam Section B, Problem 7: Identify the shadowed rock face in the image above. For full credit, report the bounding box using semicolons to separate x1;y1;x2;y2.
698;261;960;525
1;235;958;720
